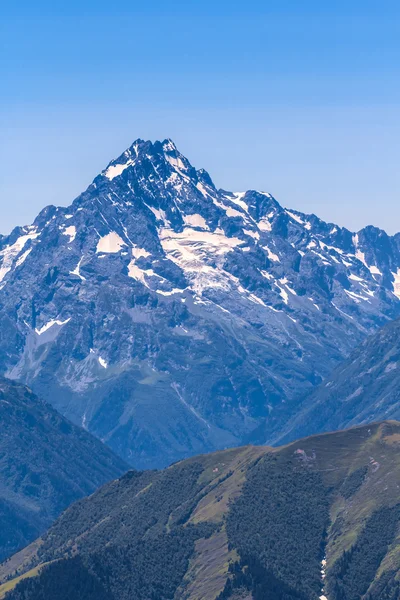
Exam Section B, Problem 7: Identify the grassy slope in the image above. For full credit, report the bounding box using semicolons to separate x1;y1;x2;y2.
2;422;400;599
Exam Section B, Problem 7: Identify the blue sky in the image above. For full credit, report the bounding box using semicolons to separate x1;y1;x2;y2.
2;1;399;234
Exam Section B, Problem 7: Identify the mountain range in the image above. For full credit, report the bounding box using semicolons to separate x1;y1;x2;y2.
1;421;400;600
0;378;127;563
1;138;400;467
276;315;400;445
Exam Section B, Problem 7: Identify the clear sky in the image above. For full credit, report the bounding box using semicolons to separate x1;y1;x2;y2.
2;1;400;234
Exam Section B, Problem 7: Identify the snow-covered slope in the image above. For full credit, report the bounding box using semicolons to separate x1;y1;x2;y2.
1;139;400;467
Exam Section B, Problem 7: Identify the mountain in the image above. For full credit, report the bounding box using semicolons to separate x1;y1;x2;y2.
0;138;400;467
0;377;127;563
275;316;400;445
2;421;400;600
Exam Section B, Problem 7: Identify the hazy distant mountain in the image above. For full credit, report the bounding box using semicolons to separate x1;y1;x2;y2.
2;421;400;600
275;316;400;445
0;138;400;467
0;378;127;562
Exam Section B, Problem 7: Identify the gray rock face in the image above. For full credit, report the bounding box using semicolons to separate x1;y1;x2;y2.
0;138;399;467
0;377;127;562
275;316;400;444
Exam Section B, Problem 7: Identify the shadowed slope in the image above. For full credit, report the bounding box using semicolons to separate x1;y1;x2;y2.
0;378;127;563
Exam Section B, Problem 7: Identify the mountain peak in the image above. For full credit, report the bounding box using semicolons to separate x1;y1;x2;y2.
161;138;178;152
99;137;195;183
1;137;400;470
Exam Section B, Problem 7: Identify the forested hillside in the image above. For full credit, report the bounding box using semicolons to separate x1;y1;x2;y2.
1;421;400;599
0;378;127;563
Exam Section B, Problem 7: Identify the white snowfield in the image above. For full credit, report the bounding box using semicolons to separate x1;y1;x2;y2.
0;229;39;282
263;245;280;262
159;226;243;295
96;232;126;253
258;218;272;232
62;225;76;243
182;213;209;230
132;247;151;259
104;159;137;180
127;262;158;285
103;144;140;180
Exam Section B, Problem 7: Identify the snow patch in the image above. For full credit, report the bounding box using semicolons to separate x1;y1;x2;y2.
248;293;266;306
355;249;367;267
182;214;209;230
261;270;274;280
62;225;76;243
128;263;157;286
213;198;244;219
279;278;297;296
162;140;177;152
0;230;40;282
165;153;188;172
132;247;151;260
263;246;280;262
15;248;32;267
104;158;136;180
319;556;328;600
258;219;272;232
156;288;185;296
392;268;400;299
98;356;108;368
70;257;86;280
275;284;289;304
196;182;211;198
309;298;320;310
35;318;71;336
225;206;244;218
345;289;370;303
286;210;304;225
230;192;248;212
96;232;126;253
243;229;260;241
369;265;382;276
145;204;170;225
349;273;364;282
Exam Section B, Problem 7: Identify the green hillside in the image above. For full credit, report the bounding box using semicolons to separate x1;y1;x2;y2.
1;422;400;599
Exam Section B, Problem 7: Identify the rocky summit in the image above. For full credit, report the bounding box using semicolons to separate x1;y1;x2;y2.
0;139;400;467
